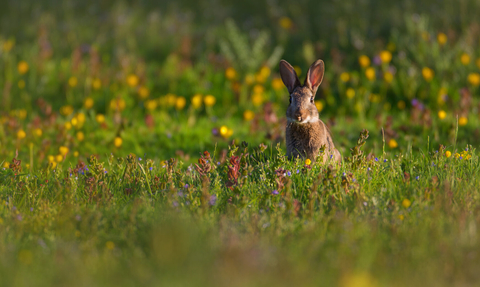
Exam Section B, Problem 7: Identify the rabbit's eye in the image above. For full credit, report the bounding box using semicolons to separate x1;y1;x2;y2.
310;97;314;103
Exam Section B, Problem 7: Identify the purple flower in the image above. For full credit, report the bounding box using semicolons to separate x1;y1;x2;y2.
149;167;153;171
30;207;33;212
296;169;300;174
272;190;279;195
384;159;388;162
287;171;292;176
375;157;378;162
209;195;217;206
416;176;419;180
373;55;382;65
211;128;219;136
184;184;189;188
138;157;142;161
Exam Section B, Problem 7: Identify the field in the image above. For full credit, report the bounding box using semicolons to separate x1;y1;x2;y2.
1;0;480;286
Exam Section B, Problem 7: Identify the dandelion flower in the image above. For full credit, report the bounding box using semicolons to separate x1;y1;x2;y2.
253;84;264;94
55;154;63;163
460;53;470;65
175;97;186;110
252;93;264;107
17;61;29;74
204;95;216;107
59;146;69;156
279;16;293;29
438;110;446;120
379;50;392;63
92;78;102;90
96;114;105;124
422;67;434;82
445;151;452;158
65;122;72;130
138;86;150;99
388;139;398;148
191;94;203;109
76;131;85;141
467;73;480;86
305;158;312;165
346;88;355;99
243;110;255;121
383;72;393;83
437;33;447;45
365;67;375;81
68;76;78;87
219;126;228;137
402;199;411;208
358;55;370;68
17;129;26;139
60;105;74;116
340;72;350;82
84;97;94;109
272;78;284;91
114;137;122;147
225;67;237;80
458;116;468;126
126;74;139;87
34;128;42;137
145;100;157;111
73;151;79;157
244;74;255;85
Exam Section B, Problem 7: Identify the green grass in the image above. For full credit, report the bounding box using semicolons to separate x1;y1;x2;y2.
1;0;480;285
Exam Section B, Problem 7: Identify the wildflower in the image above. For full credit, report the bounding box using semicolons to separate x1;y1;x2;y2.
397;100;406;110
17;129;26;139
73;151;79;157
383;72;393;83
60;105;74;116
340;72;350;82
76;131;85;141
359;55;370;67
219;126;233;138
458;116;468;126
252;93;263;106
365;67;375;81
145;100;157;111
369;94;380;103
305;158;312;165
287;171;292;176
34;128;42;137
438;110;446;120
110;98;126;111
272;78;284;91
138;86;150;99
437;33;447;45
191;94;203;109
422;67;434;81
76;113;86;125
55;154;63;163
126;74;139;87
175;97;186;110
455;153;460;159
71;117;78;126
114;137;122;147
279;16;293;29
346;88;355;99
59;146;69;156
253;84;264;94
204;95;216;107
388;139;398;148
315;101;324;112
17;61;29;74
68;76;78;87
84;97;94;109
379;50;392;63
225;67;237;80
65;122;72;130
18;80;25;89
402;199;411;208
460;53;470;65
445;151;452;158
48;155;55;163
105;241;115;250
398;214;405;220
96;114;105;123
272;190;279;195
243;110;255;121
467;73;480;86
415;176;419;180
92;78;102;90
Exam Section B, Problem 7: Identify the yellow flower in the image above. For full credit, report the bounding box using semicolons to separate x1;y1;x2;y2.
68;76;78;87
219;125;232;138
2;39;14;52
253;84;264;94
346;88;355;99
365;67;376;81
126;74;139;87
379;50;392;63
369;94;380;103
315;101;324;112
106;241;115;250
18;80;25;89
388;139;398;148
437;33;447;45
305;158;312;165
438;110;446;120
293;66;302;77
59;146;69;156
55;154;63;163
76;113;86;125
397;100;406;110
175;97;186;110
467;73;480;86
402;199;411;208
191;94;203;109
225;67;237;80
73;151;79;157
60;105;74;116
145;100;157;111
110;98;126;111
458;116;468;126
92;78;102;90
50;162;57;169
84;97;94;109
71;116;78;127
245;74;255;85
96;114;105;123
17;109;27;119
243;110;255;121
204;95;216;107
114;137;122;147
340;72;350;82
34;128;42;137
166;93;177;107
383;72;393;83
272;78;284;91
460;53;470;65
422;67;434;82
17;61;29;74
17;129;26;139
138;86;150;99
279;16;293;29
65;122;72;130
445;151;452;158
358;55;370;68
76;131;85;141
252;93;264;106
398;214;405;221
48;155;55;163
454;153;460;159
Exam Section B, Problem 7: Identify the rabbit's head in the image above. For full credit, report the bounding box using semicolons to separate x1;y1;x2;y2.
280;59;325;124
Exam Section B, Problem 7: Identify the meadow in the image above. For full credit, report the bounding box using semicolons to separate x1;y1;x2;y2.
1;0;480;286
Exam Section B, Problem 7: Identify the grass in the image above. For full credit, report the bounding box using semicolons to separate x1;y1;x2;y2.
1;0;480;285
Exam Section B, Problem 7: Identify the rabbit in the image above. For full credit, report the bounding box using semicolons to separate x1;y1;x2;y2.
279;59;342;163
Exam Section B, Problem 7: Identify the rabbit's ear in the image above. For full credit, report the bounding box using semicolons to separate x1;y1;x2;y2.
305;59;325;95
279;60;301;94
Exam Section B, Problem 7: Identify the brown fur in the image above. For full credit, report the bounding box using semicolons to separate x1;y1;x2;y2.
280;59;341;163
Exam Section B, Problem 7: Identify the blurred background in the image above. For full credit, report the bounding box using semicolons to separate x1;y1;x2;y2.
1;0;480;166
